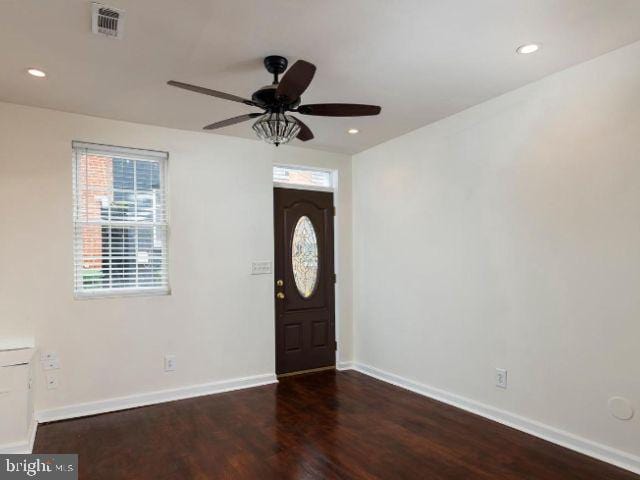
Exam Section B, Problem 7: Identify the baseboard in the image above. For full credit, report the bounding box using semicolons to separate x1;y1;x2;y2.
352;362;640;476
36;373;278;423
0;440;30;454
336;361;354;371
0;418;37;454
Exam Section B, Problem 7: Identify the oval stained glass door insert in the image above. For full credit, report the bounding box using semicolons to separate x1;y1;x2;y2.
291;215;319;298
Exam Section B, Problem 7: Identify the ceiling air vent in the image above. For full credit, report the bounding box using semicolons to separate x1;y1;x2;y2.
91;3;124;39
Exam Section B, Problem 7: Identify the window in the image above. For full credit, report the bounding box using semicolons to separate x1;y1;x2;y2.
291;216;319;298
72;142;169;297
273;165;332;189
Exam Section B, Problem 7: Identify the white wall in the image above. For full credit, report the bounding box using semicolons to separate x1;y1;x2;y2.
0;102;351;414
353;40;640;461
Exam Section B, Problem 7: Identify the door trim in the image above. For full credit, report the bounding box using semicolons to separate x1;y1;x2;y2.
273;181;333;193
272;165;341;373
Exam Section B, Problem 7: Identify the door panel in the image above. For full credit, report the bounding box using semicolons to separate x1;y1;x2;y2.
274;188;335;375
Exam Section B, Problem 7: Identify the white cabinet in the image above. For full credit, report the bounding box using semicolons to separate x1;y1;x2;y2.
0;347;36;452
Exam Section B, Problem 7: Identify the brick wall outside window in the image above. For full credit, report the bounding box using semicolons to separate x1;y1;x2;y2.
77;155;112;270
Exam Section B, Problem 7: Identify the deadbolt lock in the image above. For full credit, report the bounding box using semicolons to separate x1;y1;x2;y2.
276;279;284;287
276;292;285;300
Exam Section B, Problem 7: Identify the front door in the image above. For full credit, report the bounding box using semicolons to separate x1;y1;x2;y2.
274;187;336;375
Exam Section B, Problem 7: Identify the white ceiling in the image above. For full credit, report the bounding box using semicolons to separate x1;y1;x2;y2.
1;0;640;154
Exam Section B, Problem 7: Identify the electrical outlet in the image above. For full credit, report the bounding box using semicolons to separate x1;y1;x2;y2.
495;368;507;389
42;358;61;370
40;351;58;362
46;373;59;390
164;355;176;372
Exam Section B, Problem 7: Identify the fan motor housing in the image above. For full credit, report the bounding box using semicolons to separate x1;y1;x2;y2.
251;84;300;111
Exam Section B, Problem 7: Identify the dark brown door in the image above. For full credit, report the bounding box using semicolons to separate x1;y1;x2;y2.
274;187;336;375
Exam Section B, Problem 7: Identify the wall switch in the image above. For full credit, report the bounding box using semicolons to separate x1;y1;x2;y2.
496;368;508;389
251;261;272;275
42;358;61;370
164;355;176;372
46;373;59;390
40;351;58;362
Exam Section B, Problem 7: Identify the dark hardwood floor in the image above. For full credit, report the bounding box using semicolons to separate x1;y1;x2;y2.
34;370;638;480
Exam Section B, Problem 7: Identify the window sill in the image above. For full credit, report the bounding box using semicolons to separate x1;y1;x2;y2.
74;287;171;300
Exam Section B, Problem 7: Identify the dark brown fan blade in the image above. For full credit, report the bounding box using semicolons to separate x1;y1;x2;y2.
168;80;261;107
293;117;314;141
203;113;262;130
275;60;316;101
297;103;381;117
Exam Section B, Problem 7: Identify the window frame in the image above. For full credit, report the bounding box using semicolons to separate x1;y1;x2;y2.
72;141;170;299
273;164;335;192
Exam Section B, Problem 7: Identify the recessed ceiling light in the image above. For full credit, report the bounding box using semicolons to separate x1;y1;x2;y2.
27;68;46;78
347;128;359;135
516;43;540;55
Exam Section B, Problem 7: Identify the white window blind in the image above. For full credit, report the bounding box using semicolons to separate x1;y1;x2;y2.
273;166;332;188
72;142;169;297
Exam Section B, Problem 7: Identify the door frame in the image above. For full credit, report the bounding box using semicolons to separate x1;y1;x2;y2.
273;163;342;370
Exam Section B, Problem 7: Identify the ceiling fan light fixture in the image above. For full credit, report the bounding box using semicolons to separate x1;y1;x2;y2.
252;112;301;146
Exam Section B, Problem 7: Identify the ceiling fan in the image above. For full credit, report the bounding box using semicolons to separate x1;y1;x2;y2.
167;55;381;146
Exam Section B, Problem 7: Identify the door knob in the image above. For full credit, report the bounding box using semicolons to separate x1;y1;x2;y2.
276;292;285;300
276;279;284;287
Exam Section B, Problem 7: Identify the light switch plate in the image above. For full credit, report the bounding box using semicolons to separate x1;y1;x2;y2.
251;261;272;275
